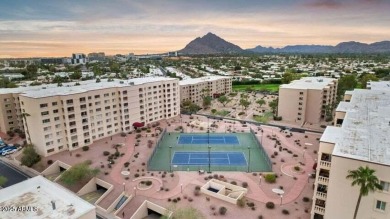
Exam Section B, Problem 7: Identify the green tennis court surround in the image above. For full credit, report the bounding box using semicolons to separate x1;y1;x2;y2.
147;130;272;172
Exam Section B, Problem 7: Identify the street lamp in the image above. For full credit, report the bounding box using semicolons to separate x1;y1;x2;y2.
122;182;126;193
181;184;183;193
169;146;172;172
303;150;306;160
134;187;137;196
308;174;311;183
259;175;262;185
280;194;283;206
247;146;251;173
208;146;212;173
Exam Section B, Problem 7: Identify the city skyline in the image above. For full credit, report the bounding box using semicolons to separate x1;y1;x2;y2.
1;0;390;58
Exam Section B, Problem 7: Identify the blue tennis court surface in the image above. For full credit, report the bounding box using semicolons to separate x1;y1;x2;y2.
171;152;247;166
178;135;239;145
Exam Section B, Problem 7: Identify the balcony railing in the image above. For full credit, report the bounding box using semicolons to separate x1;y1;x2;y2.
318;176;329;184
314;205;326;215
316;191;327;199
319;160;331;168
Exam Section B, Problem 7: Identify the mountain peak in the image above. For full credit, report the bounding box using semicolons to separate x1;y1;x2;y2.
178;33;243;55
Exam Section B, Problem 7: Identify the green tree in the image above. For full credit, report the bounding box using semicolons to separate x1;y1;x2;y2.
360;74;379;89
256;99;266;108
70;70;82;80
21;145;41;167
211;109;217;114
202;96;212;109
24;64;38;79
59;161;99;186
337;75;357;97
269;98;278;115
281;72;301;84
0;175;7;187
346;166;382;219
181;100;200;114
218;95;230;107
239;98;251;110
0;78;18;88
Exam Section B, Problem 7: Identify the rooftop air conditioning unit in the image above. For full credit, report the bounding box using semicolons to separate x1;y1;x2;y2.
129;82;135;85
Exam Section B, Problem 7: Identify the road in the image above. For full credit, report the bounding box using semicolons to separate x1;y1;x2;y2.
0;159;30;188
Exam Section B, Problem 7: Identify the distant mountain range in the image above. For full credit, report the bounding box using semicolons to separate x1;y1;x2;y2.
178;33;390;54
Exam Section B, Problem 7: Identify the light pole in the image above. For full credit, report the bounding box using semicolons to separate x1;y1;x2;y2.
123;182;126;193
247;146;251;173
208;145;211;173
308;174;311;183
259;175;262;185
303;150;306;160
169;146;172;172
180;184;183;193
134;187;137;196
280;194;283;206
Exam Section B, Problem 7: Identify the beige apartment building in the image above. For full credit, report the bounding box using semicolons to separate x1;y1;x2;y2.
179;76;232;106
311;87;390;219
278;77;338;125
0;78;179;156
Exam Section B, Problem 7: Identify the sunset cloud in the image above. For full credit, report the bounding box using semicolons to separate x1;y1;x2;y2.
0;0;389;58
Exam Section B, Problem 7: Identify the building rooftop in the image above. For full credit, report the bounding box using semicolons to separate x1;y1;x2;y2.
331;89;390;166
0;77;176;98
279;77;337;90
179;76;230;86
0;175;95;219
367;81;390;90
320;126;343;144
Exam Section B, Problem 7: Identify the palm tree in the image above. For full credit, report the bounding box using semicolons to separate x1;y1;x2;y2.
346;166;382;219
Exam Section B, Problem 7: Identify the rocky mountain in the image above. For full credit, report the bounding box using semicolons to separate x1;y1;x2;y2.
248;41;390;54
178;32;244;54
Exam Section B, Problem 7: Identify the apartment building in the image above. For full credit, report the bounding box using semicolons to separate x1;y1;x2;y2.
0;78;179;156
278;77;338;125
311;87;390;219
179;76;232;105
0;175;96;219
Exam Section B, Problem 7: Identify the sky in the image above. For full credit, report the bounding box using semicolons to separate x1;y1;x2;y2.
0;0;390;58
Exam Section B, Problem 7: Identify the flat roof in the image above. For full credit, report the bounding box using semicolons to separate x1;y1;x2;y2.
330;89;390;166
279;77;336;90
0;77;176;98
179;76;231;86
0;175;95;219
320;126;343;144
367;81;390;90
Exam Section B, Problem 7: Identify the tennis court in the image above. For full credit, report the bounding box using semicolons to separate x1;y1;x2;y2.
172;152;247;166
178;134;239;145
148;131;272;172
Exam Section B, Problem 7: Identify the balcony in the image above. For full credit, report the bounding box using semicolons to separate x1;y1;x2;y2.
319;160;331;168
318;176;329;184
316;191;327;199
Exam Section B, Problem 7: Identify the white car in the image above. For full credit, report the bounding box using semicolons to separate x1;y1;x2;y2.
1;149;17;156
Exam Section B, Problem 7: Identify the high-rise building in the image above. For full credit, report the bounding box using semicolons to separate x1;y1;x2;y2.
179;76;232;106
87;52;105;62
278;77;338;125
311;84;390;219
0;78;179;156
71;53;87;64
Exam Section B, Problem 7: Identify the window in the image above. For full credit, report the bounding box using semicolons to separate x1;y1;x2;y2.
52;102;57;106
376;200;386;211
47;148;55;153
53;109;58;113
42;119;50;124
380;181;390;192
66;99;73;104
94;95;100;99
40;103;48;108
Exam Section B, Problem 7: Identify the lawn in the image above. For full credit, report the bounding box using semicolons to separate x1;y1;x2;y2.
232;84;280;92
253;112;274;123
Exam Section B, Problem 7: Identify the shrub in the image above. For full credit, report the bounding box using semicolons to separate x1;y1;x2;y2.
294;166;301;171
195;185;201;191
273;151;278;156
47;160;53;165
21;145;41;167
258;215;263;219
266;202;275;209
120;132;127;137
219;206;227;215
167;198;171;202
194;190;200;196
170;173;174;177
265;174;276;183
242;182;248;188
103;151;110;156
145;181;152;186
75;153;81;157
134;173;140;178
302;197;310;202
124;162;130;167
82;146;89;151
230;181;237;185
206;197;210;201
188;198;193;202
282;209;289;215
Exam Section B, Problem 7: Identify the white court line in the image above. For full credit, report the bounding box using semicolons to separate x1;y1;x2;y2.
227;154;231;165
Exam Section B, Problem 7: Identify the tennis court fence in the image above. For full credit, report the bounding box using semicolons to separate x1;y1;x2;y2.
250;127;272;170
147;128;166;168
